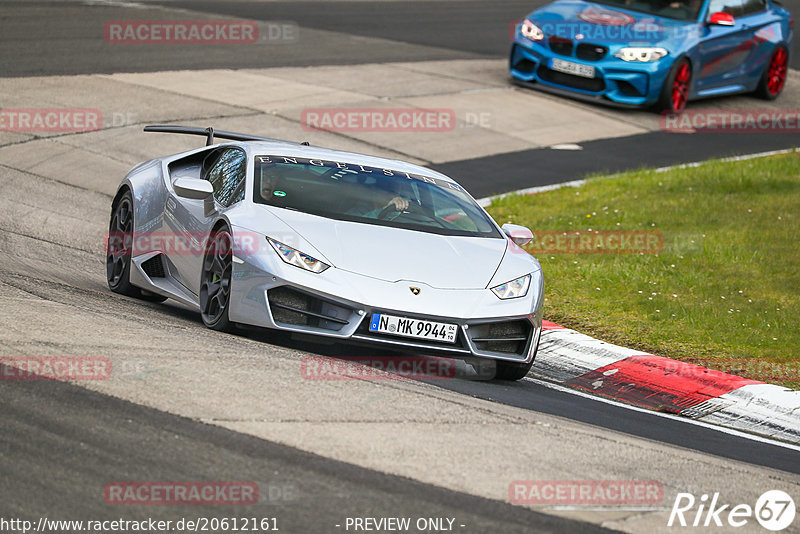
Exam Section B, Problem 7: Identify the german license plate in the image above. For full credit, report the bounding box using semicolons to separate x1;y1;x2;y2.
551;58;596;78
369;313;457;344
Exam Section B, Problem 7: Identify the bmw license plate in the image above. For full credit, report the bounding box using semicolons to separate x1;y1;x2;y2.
369;313;457;344
551;58;595;78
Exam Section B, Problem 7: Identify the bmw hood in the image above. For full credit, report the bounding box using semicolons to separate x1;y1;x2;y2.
527;0;690;46
267;207;508;290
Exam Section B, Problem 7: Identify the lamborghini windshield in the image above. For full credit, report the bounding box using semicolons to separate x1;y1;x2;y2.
253;156;501;238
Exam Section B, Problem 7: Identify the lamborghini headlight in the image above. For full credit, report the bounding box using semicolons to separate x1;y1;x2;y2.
267;238;329;273
521;19;544;41
615;47;668;62
491;274;531;300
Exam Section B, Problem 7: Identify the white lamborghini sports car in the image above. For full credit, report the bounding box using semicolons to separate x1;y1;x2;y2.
106;126;544;380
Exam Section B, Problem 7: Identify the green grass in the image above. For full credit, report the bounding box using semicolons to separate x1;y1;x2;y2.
487;152;800;388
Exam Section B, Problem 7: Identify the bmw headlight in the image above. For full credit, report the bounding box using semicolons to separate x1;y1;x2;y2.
267;238;330;274
615;47;668;62
521;19;544;41
491;274;531;300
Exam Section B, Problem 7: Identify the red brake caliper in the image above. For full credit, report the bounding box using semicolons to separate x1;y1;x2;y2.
768;48;788;95
672;63;690;112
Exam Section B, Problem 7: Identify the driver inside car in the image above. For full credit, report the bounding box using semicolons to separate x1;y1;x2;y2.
258;165;411;219
382;195;409;213
344;178;411;219
259;166;282;201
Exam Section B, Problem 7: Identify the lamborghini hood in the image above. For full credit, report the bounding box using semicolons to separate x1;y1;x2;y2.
268;207;507;290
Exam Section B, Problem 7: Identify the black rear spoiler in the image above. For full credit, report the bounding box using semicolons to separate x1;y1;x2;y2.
143;125;309;147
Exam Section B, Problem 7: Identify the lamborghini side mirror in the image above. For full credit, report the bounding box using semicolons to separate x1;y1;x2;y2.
173;178;216;217
173;178;213;199
501;223;534;247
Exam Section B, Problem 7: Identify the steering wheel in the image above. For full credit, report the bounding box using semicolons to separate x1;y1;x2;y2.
377;202;410;221
377;202;448;228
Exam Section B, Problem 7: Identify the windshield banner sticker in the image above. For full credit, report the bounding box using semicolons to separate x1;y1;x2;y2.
256;155;464;192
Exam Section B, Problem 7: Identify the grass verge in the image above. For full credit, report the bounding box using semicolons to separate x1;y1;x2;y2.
487;151;800;389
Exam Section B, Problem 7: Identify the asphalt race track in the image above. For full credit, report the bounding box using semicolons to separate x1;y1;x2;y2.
6;0;795;74
3;0;799;190
1;1;799;533
2;375;606;534
438;131;800;198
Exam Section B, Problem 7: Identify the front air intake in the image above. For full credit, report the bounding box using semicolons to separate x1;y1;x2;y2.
468;320;532;355
267;286;352;332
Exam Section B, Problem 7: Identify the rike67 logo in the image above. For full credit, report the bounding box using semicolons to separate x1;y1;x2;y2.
668;490;796;531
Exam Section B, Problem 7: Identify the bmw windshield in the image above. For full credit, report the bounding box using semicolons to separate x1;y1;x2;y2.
253;156;502;238
589;0;703;22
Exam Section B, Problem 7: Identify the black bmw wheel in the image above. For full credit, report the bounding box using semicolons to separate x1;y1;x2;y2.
200;228;233;331
106;190;166;302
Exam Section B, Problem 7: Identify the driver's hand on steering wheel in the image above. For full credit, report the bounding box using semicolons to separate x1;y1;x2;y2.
384;196;409;211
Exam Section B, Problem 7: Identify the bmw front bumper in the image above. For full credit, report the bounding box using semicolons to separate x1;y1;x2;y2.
510;38;671;108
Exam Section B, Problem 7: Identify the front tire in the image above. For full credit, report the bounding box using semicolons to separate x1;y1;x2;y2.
494;327;541;380
494;359;534;381
755;45;788;100
200;228;234;331
106;190;166;302
657;58;691;114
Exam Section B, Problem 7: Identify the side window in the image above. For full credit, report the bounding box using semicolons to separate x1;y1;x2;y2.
708;0;743;16
204;148;247;208
740;0;766;15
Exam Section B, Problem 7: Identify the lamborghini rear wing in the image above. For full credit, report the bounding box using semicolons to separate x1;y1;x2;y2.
144;125;308;147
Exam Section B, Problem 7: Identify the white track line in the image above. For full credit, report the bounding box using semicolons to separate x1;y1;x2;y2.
477;179;585;207
524;377;800;453
651;147;799;173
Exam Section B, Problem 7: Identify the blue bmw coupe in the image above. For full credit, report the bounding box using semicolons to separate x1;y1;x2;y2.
510;0;792;111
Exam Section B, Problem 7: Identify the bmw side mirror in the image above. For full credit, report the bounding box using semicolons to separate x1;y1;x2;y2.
501;223;534;247
708;12;735;26
172;178;216;217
